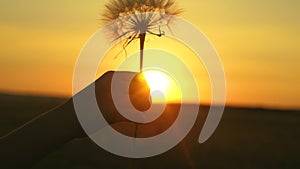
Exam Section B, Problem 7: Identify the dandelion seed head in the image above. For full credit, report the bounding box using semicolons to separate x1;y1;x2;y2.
102;0;182;42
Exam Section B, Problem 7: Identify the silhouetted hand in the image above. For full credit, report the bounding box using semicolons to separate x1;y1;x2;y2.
0;71;151;169
93;71;151;127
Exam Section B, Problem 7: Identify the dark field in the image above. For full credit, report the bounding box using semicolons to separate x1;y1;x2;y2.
0;93;299;169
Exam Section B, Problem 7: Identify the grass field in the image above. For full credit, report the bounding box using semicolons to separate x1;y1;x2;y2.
0;93;299;169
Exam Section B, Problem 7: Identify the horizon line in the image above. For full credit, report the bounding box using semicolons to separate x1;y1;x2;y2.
0;91;299;111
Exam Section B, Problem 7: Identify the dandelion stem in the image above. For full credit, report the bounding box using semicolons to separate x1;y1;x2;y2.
139;33;146;72
134;123;138;138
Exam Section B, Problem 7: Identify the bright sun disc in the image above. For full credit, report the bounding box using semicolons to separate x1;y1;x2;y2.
143;70;169;93
143;69;180;103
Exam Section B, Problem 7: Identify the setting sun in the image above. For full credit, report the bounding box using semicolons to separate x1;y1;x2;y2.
143;69;181;103
143;70;169;93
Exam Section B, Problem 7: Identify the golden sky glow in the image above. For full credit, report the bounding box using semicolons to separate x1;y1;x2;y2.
0;0;299;109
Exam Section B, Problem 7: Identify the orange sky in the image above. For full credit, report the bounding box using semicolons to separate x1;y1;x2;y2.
0;0;299;109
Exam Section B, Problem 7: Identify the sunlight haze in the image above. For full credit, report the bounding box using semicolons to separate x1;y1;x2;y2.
0;0;299;109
